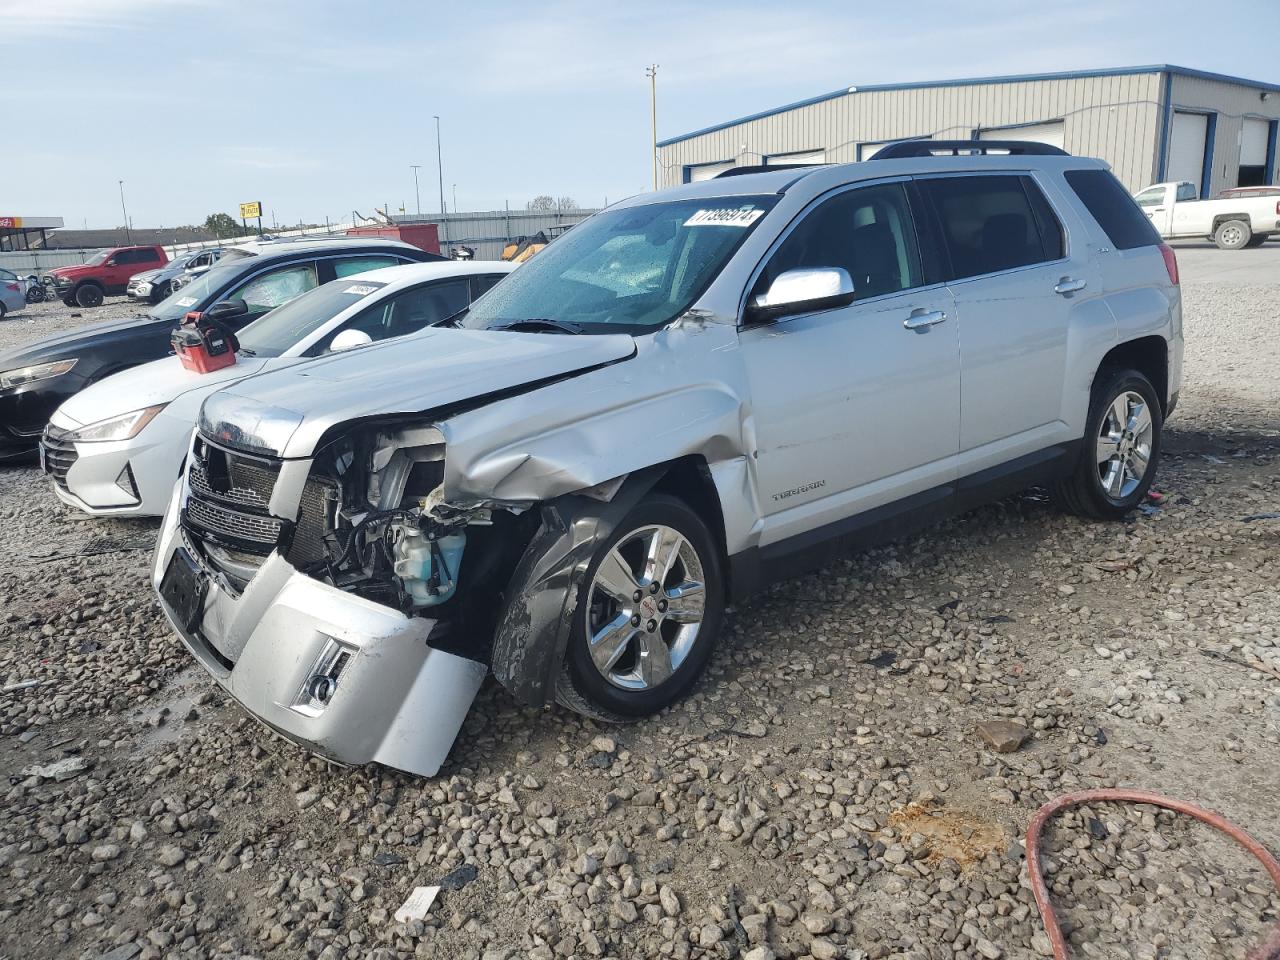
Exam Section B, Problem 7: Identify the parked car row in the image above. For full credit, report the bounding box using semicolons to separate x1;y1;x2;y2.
1;143;1184;780
127;247;225;304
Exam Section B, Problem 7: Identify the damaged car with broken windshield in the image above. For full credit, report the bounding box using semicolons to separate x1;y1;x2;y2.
153;152;1181;776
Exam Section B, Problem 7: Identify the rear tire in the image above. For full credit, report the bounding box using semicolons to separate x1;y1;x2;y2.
74;284;104;308
556;493;724;722
1053;368;1162;521
1213;219;1252;250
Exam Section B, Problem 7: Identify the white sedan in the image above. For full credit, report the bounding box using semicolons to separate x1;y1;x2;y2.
42;260;515;517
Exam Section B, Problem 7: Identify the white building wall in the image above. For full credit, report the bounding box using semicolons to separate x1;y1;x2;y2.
659;72;1166;191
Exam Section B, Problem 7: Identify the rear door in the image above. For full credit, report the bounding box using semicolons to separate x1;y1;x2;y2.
738;179;961;544
918;173;1096;465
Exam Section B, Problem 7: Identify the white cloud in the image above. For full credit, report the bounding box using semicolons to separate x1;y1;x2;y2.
0;0;202;38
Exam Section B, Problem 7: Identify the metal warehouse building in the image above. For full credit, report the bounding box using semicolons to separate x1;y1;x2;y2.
658;65;1280;198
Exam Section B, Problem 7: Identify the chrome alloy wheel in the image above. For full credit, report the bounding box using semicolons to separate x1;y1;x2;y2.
585;524;706;691
1096;390;1153;500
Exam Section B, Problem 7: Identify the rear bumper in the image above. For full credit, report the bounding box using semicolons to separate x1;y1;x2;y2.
151;477;485;776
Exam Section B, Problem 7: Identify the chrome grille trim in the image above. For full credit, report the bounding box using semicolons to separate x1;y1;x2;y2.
186;496;282;546
41;424;78;490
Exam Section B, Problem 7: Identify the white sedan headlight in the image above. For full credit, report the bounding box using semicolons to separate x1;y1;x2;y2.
68;404;167;443
0;359;78;390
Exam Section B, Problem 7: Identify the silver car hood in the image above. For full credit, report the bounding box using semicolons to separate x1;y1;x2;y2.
200;328;636;459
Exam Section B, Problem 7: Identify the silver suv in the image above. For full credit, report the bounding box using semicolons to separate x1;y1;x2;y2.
153;143;1182;776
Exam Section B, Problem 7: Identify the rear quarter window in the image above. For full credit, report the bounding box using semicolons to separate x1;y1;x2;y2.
1063;169;1161;251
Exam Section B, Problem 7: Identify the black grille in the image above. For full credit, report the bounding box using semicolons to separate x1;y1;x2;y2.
286;477;339;568
41;424;78;490
189;458;276;511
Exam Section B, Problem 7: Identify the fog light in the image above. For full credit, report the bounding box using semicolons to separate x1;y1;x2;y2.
291;639;352;717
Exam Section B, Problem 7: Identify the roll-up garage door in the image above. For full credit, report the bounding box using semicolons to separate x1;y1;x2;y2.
1168;111;1209;196
686;161;736;182
977;120;1065;149
1239;118;1271;187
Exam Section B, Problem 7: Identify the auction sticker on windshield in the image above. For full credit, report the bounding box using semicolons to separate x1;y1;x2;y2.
175;297;197;307
684;206;765;227
343;284;379;296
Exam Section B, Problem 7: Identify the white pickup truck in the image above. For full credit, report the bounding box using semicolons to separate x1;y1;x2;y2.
1134;181;1280;249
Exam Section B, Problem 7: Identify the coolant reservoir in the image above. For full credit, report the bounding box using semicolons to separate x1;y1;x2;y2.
392;528;466;607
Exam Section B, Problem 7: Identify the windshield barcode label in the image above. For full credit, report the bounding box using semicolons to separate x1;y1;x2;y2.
684;207;764;227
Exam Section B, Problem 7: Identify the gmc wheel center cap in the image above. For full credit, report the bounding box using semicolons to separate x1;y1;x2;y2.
639;596;659;620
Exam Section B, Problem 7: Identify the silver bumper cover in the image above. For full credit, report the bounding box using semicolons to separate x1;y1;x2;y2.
151;478;485;777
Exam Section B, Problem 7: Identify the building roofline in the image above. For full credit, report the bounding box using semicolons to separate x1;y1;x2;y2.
657;64;1280;148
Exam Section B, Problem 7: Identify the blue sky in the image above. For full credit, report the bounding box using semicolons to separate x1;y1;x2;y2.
3;0;1278;228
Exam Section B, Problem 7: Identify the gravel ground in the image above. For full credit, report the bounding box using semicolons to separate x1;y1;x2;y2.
1;252;1279;960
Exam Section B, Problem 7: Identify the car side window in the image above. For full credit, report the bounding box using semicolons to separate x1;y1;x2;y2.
1134;187;1166;207
332;256;403;279
229;263;319;319
142;249;161;263
0;268;16;281
471;273;505;298
752;182;923;303
919;175;1062;280
1175;183;1198;202
321;279;471;354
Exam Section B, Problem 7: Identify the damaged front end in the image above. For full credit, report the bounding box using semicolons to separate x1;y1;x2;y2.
153;413;594;777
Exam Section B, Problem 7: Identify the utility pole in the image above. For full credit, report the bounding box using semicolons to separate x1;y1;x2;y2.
433;116;448;244
410;164;422;216
118;180;132;244
645;64;659;190
452;184;457;216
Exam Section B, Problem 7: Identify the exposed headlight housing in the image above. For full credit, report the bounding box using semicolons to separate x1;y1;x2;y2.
67;404;167;443
198;392;305;457
0;358;78;390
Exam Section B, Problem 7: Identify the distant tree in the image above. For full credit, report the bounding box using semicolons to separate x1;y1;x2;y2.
525;195;555;211
203;212;242;238
556;196;577;211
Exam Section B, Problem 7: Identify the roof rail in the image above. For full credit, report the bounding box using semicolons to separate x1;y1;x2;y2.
871;139;1070;159
715;163;828;178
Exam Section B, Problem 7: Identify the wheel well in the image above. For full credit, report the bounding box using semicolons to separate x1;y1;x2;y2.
1212;213;1250;230
652;455;728;557
1098;336;1168;412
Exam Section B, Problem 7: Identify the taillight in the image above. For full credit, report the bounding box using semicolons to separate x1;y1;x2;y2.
4;282;18;292
1275;200;1280;216
1159;243;1179;286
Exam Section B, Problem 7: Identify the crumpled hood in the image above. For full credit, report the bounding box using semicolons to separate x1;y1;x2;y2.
201;328;636;459
56;354;271;426
0;314;166;369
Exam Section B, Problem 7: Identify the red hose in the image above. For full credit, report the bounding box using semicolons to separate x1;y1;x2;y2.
1026;789;1280;960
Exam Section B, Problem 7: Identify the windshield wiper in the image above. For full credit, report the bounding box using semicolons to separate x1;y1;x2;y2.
238;347;257;357
489;318;584;335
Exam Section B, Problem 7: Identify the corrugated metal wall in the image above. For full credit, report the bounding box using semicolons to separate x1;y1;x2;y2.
395;209;598;261
1169;74;1280;196
660;72;1168;191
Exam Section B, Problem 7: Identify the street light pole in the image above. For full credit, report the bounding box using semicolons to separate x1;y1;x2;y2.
118;180;132;244
410;164;422;216
452;183;457;215
645;64;659;190
433;116;448;245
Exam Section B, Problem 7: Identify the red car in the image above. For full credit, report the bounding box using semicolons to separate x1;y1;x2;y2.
44;245;169;308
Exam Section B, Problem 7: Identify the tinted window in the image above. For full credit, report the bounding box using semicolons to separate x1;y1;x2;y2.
333;255;403;278
920;175;1062;279
229;262;318;320
471;273;505;297
140;249;162;263
1063;169;1162;251
319;279;470;354
753;182;922;302
1023;179;1065;261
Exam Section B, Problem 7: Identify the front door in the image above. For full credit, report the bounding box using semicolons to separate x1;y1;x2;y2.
738;180;961;547
1133;184;1173;236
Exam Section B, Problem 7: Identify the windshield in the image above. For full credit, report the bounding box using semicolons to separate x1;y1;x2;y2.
236;278;388;357
152;250;255;320
461;195;777;333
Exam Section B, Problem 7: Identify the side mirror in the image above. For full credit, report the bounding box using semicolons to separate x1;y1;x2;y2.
329;329;373;352
204;299;249;323
745;267;855;324
105;258;117;267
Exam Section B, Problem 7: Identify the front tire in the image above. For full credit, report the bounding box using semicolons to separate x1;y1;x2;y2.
1213;219;1252;250
1053;368;1162;521
74;284;104;308
149;281;171;304
556;493;724;721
